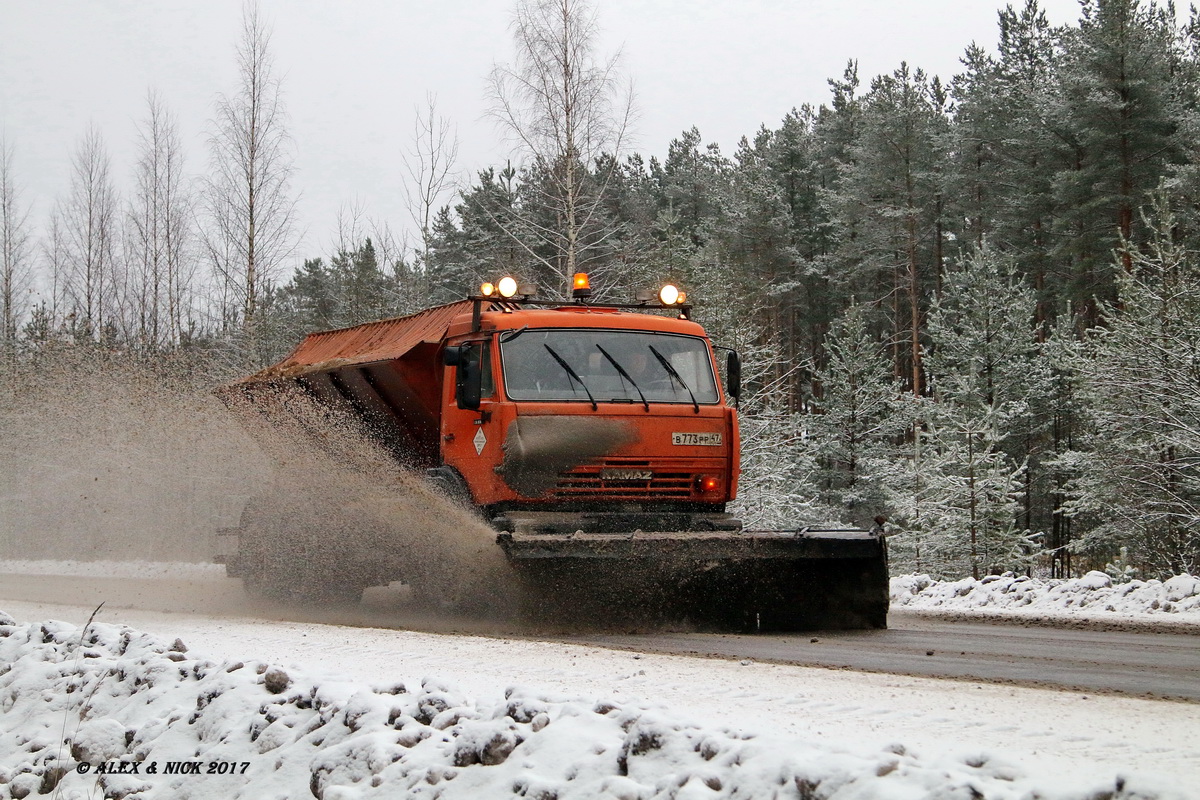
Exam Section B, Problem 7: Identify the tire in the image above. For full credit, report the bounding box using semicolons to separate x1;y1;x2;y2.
232;494;368;605
241;555;365;605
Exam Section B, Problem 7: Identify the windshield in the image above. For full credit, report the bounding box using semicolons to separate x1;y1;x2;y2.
499;328;720;405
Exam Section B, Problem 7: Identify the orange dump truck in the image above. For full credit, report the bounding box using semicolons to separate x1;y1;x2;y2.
217;279;888;630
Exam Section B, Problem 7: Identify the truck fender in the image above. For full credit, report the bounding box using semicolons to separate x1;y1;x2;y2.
425;465;475;509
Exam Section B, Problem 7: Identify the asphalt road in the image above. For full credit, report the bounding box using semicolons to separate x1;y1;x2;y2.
1;571;1197;701
569;618;1200;701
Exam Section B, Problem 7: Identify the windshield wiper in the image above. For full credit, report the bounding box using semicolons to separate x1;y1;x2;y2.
648;344;699;413
543;344;597;410
499;326;528;343
596;344;649;411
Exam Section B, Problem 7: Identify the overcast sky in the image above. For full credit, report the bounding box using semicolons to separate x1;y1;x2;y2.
1;0;1088;263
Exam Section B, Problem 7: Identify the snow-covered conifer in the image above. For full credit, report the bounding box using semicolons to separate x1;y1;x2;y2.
1065;197;1200;577
905;247;1047;577
809;302;908;527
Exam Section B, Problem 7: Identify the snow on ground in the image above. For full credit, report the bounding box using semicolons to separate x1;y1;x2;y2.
3;563;1200;797
0;560;226;580
0;606;1190;800
891;571;1200;624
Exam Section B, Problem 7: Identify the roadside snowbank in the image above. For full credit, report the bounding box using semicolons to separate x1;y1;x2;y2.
891;571;1200;620
0;611;1183;800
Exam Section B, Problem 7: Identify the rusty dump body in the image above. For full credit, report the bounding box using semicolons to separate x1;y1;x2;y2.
218;297;889;630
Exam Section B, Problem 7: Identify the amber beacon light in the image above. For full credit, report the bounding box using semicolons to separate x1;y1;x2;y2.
572;272;592;299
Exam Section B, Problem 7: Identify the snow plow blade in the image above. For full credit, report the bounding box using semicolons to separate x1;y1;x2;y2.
499;528;889;632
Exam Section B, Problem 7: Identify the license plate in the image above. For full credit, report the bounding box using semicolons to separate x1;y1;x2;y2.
672;432;722;446
602;469;653;481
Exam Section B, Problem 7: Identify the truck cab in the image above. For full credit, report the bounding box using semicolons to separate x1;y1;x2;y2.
437;299;742;535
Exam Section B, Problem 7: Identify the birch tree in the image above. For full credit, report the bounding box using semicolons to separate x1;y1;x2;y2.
403;93;459;275
0;136;34;347
204;1;297;354
488;0;634;292
60;125;119;341
127;90;195;351
40;208;69;329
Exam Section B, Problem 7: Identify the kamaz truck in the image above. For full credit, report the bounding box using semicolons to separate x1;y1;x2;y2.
217;275;888;630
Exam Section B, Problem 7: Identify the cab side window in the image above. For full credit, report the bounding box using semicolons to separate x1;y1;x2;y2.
480;343;495;398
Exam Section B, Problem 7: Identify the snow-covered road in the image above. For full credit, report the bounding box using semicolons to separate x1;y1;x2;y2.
3;562;1200;798
2;593;1198;798
2;565;1197;698
579;619;1200;700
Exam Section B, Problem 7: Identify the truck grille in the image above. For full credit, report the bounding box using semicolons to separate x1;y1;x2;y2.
551;458;705;500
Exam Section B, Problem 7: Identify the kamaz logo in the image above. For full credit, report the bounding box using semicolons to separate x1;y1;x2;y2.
601;469;653;481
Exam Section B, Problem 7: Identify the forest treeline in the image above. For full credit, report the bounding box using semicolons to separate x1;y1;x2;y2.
3;0;1200;580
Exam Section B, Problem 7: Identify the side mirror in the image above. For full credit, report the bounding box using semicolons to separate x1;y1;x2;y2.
726;351;741;401
442;345;464;367
456;345;482;411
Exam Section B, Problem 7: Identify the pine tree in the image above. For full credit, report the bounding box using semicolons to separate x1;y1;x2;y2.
1051;0;1186;322
925;248;1047;439
910;408;1033;578
724;320;830;531
719;130;802;403
825;63;951;395
1040;318;1089;576
734;407;830;530
1066;197;1200;577
768;107;837;396
914;247;1049;577
947;1;1062;326
329;239;392;325
427;167;524;302
809;302;907;527
279;257;336;332
653;128;732;250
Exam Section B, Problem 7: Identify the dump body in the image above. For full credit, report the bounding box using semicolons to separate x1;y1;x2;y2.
219;298;889;630
224;301;465;468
